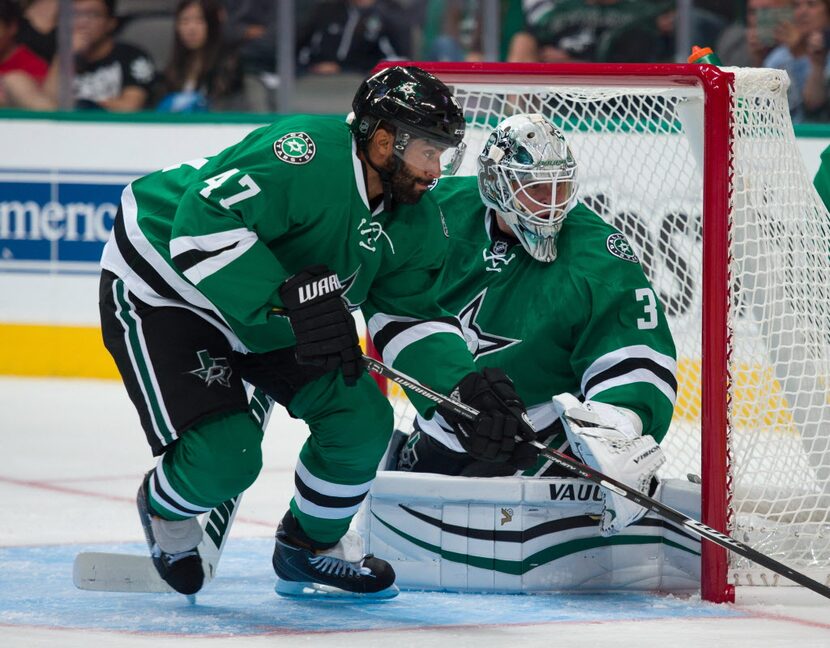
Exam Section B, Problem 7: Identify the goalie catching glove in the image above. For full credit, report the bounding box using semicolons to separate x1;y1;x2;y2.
277;265;363;386
438;368;538;469
554;393;665;537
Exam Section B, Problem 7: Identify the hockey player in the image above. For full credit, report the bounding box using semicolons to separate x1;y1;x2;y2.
394;113;677;538
98;66;537;599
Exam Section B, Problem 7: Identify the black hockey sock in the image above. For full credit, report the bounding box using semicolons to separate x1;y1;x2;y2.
278;510;338;552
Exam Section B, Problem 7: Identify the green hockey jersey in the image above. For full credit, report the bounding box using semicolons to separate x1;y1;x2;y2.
424;175;677;443
101;115;476;403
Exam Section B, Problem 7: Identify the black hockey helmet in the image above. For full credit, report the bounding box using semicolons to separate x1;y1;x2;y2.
350;66;467;173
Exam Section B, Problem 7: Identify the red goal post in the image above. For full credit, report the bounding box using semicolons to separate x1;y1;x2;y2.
367;62;830;603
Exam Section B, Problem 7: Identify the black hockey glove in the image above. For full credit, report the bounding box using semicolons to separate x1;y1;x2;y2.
277;265;363;386
438;368;538;469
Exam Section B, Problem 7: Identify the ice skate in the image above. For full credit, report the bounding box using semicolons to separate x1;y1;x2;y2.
137;473;204;596
272;515;397;599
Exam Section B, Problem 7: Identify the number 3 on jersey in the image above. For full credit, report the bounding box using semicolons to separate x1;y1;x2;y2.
635;287;658;330
200;169;262;209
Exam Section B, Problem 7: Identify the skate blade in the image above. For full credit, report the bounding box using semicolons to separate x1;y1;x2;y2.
274;579;399;600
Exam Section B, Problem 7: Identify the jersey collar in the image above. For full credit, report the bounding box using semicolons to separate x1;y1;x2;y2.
485;209;518;250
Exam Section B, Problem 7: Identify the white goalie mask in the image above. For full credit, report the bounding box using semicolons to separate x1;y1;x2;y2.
477;114;578;262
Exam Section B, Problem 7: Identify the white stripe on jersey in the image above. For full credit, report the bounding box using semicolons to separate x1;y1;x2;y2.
586;368;677;406
582;344;677;405
170;228;258;285
118;184;225;313
367;312;467;367
101;183;248;353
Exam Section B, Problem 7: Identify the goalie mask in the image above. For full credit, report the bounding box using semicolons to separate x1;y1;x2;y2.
478;114;578;263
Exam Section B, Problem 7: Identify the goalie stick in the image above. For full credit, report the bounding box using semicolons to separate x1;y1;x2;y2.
363;354;830;600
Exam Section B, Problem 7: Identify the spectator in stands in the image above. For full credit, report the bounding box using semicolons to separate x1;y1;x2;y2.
56;0;156;111
696;0;739;25
506;0;675;64
16;0;57;63
717;0;793;68
156;0;242;113
220;0;277;113
645;1;728;63
420;0;483;61
763;0;830;122
418;0;525;62
297;0;410;75
0;0;50;109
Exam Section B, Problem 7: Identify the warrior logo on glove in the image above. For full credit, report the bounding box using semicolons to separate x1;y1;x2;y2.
298;275;341;304
277;265;363;386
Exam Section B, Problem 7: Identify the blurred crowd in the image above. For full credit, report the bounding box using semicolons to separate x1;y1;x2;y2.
1;0;829;123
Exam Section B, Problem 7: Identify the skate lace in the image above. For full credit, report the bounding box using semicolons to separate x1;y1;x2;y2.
309;554;373;579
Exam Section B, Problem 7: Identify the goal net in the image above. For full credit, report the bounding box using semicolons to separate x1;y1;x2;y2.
371;62;830;602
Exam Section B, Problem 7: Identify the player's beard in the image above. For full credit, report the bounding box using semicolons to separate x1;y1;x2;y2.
390;160;432;205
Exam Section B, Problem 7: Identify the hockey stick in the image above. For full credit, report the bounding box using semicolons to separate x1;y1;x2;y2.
73;494;241;595
363;354;830;600
73;387;275;596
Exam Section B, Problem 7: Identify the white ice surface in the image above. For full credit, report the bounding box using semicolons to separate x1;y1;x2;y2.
0;377;828;647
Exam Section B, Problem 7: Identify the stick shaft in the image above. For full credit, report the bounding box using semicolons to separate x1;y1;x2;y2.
364;354;830;599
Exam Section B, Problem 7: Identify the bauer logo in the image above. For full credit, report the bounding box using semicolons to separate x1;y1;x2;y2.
0;172;129;270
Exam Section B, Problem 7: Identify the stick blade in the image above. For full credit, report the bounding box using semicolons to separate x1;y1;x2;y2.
73;552;175;593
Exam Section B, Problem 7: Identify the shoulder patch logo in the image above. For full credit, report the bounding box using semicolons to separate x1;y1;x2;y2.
606;233;639;263
273;132;316;165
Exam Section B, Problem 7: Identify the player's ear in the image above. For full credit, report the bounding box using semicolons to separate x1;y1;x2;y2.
369;126;394;160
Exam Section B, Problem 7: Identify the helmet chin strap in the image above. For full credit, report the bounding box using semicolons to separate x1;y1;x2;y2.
361;144;401;211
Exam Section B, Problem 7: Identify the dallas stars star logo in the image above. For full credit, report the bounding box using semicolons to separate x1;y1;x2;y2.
273;132;316;165
188;350;232;387
458;288;521;358
338;267;361;310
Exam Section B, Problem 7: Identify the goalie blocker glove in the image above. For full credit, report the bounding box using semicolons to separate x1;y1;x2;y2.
554;393;666;537
277;265;363;386
438;368;538;469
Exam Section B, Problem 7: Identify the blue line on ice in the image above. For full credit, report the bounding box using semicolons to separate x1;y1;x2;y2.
0;538;746;636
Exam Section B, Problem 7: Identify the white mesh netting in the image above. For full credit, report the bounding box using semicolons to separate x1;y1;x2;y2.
387;67;830;588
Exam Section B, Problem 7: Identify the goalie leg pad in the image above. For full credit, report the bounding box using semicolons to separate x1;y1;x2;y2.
355;472;701;593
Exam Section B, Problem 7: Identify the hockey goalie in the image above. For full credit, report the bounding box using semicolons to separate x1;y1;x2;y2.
356;113;702;593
